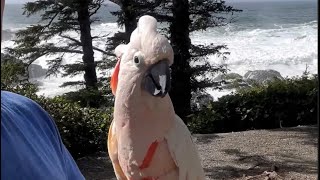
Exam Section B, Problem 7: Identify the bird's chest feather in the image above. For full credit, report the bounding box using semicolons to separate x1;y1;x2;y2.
116;125;177;179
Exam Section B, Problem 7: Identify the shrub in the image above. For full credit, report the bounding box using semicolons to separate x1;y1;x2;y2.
62;82;114;109
38;97;113;159
1;54;28;86
2;56;113;158
188;75;318;134
2;84;113;159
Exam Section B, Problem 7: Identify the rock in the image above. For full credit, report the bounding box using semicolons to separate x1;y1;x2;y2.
191;92;214;110
213;73;243;81
244;70;284;84
270;164;279;172
242;171;282;180
2;29;15;41
268;171;279;180
214;73;249;90
28;64;47;79
1;53;47;80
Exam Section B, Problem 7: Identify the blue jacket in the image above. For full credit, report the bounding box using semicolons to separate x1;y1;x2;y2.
1;91;85;180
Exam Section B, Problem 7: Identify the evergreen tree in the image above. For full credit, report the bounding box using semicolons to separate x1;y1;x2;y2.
169;0;241;120
105;0;241;120
6;0;107;90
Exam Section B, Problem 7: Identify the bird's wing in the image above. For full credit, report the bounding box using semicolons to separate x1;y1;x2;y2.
165;115;206;180
107;120;127;180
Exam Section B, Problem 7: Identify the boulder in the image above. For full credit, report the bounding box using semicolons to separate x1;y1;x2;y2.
1;53;47;79
213;73;243;81
28;64;47;79
214;73;249;89
244;70;284;84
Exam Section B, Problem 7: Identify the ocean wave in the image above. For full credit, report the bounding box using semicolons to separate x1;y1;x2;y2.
1;20;317;97
273;20;317;28
191;20;317;78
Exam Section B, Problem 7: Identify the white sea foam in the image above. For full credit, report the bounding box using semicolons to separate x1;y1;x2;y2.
1;21;318;98
192;21;318;99
191;21;318;77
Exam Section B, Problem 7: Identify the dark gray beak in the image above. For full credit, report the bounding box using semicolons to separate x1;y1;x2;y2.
143;60;171;98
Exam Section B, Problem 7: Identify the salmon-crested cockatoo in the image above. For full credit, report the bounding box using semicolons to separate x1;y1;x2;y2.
108;15;206;180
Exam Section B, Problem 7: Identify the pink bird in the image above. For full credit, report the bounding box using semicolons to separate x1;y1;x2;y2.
108;15;206;180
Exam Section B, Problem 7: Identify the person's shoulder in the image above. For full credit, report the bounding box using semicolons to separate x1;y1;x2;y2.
1;90;41;110
2;90;36;102
1;91;85;180
1;90;50;127
1;90;26;98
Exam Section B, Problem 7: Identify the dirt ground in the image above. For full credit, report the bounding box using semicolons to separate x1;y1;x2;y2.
77;125;318;180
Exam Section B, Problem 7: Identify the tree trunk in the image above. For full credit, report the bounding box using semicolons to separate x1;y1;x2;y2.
77;0;98;90
169;0;192;122
122;0;138;42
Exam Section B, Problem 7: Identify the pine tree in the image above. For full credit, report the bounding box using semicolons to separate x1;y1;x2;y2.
169;0;241;120
6;0;107;90
105;0;241;120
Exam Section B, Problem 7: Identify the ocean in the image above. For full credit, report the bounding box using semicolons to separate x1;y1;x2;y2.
1;0;318;98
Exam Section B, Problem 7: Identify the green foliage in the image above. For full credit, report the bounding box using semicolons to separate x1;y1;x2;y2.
109;0;240;92
188;75;318;134
6;0;107;89
2;83;40;100
2;53;112;158
108;0;241;121
62;78;114;108
38;96;112;159
2;84;112;159
1;54;28;86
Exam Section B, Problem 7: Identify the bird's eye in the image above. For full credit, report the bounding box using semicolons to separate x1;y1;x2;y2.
134;56;140;64
133;52;144;67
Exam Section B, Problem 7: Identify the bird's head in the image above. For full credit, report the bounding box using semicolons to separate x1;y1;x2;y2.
111;15;174;98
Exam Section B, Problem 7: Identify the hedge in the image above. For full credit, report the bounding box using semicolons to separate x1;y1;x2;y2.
2;84;112;159
188;75;318;134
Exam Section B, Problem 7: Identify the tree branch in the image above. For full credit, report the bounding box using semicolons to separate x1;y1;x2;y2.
60;34;111;55
89;1;102;16
60;35;82;45
42;12;59;31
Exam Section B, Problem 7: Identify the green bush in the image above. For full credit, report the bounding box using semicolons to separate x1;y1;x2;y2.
188;75;318;134
2;84;113;159
2;55;113;158
62;82;114;108
1;54;28;86
37;97;113;159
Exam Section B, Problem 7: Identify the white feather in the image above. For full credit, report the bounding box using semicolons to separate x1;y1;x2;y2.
115;44;128;58
165;115;206;180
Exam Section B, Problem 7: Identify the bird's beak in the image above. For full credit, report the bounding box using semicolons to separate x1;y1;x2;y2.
143;60;171;98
